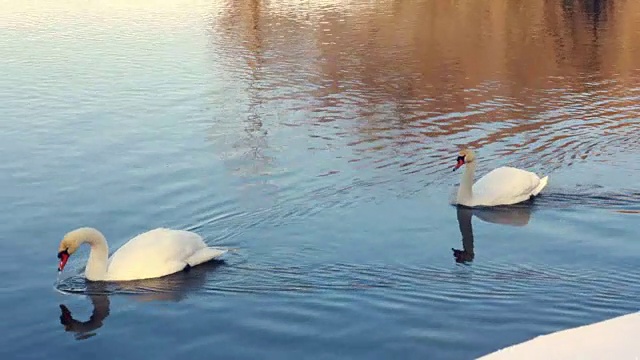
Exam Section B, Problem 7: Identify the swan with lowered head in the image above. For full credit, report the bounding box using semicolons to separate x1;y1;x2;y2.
452;149;548;207
57;227;227;281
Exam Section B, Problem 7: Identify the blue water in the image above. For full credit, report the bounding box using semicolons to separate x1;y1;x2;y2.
1;1;639;359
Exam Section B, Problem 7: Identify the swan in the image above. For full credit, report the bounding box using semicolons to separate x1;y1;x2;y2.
452;149;548;207
57;227;228;281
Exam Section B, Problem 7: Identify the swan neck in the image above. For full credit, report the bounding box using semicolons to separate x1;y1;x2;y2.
457;161;476;205
82;230;109;281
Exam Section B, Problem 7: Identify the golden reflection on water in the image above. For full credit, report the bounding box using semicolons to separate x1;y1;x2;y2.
210;0;640;174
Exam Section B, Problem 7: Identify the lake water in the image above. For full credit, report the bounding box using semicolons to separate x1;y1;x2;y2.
1;1;639;359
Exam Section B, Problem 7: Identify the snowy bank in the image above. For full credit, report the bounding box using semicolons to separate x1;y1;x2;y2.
478;311;640;360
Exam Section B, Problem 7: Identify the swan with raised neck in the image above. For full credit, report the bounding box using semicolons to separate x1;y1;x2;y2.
452;148;549;207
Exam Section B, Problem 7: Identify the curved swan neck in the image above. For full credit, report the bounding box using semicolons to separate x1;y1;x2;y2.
457;161;476;205
73;228;109;281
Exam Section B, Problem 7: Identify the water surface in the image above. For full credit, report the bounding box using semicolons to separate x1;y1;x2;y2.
1;1;639;359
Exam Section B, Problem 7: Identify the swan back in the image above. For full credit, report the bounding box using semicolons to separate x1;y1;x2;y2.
470;166;542;206
105;228;209;281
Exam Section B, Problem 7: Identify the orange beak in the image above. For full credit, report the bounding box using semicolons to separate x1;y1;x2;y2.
58;250;70;272
453;156;465;171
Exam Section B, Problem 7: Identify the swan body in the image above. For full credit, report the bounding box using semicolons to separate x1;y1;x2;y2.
453;149;548;207
57;227;227;282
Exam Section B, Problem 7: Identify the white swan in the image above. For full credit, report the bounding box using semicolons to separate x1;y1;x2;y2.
452;149;548;207
57;227;228;281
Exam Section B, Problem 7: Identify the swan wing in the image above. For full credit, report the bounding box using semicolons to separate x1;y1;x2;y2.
106;228;209;281
472;167;541;206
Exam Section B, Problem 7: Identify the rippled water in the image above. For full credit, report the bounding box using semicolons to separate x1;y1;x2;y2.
1;1;639;359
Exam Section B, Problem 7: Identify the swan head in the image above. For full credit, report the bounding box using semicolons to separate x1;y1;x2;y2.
453;148;476;171
57;228;97;272
58;238;78;272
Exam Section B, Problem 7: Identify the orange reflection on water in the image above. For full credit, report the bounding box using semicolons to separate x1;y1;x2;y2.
209;0;640;174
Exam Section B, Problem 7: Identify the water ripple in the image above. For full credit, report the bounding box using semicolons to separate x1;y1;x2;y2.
3;1;640;359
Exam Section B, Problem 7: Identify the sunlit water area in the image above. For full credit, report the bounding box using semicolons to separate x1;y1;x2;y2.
1;1;639;359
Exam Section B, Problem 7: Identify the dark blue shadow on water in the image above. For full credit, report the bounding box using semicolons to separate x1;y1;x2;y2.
57;260;226;340
452;199;536;264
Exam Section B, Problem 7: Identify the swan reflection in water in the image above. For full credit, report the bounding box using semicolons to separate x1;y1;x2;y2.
59;292;110;340
452;203;533;263
58;260;224;340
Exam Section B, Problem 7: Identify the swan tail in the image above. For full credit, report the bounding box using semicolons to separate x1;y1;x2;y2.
532;175;548;197
186;247;228;267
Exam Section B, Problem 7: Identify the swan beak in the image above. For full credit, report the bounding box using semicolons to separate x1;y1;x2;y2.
57;250;70;272
453;156;465;171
